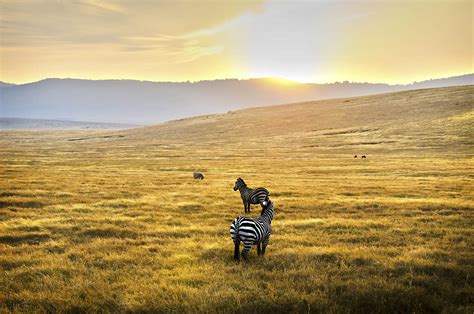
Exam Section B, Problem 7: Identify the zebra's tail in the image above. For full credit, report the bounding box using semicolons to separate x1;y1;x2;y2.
235;218;241;242
232;218;242;261
231;218;241;242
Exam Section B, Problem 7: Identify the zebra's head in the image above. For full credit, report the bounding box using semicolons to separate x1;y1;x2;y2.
233;178;245;191
260;199;275;219
264;199;274;210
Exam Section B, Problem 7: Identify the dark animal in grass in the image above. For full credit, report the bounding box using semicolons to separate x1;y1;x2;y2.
233;178;270;213
193;172;204;180
230;200;275;261
354;155;358;158
361;155;367;159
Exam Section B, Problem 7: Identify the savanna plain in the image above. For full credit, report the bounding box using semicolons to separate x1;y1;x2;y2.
1;86;473;313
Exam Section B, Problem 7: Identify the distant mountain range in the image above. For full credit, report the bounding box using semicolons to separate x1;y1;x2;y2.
0;74;472;124
0;82;16;88
0;117;139;130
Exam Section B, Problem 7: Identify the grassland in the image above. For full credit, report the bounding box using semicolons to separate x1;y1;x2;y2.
0;86;473;313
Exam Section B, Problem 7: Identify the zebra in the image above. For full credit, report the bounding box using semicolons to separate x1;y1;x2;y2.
233;178;270;213
230;200;275;261
193;172;204;180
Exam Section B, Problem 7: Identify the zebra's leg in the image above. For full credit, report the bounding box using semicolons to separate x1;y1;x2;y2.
257;243;261;256
234;239;241;261
243;201;247;213
241;241;252;260
262;237;269;256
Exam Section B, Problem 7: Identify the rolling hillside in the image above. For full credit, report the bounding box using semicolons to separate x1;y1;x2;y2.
97;85;472;155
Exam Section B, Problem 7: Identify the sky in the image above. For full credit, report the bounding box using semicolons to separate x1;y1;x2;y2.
0;0;472;84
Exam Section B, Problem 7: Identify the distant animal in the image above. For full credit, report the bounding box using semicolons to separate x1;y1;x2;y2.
230;200;275;261
233;178;270;213
354;155;357;158
361;155;367;159
193;172;204;180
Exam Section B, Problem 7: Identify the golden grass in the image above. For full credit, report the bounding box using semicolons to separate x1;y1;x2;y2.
0;86;473;312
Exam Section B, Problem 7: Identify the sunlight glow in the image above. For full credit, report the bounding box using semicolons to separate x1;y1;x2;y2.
0;0;471;84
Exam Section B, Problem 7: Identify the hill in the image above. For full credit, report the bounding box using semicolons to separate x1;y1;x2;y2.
116;85;473;155
0;74;472;124
0;86;472;313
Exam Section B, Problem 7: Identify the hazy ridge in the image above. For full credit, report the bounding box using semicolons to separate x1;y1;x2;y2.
0;118;139;130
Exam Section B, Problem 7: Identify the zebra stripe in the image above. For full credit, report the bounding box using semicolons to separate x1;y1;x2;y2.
230;200;275;261
233;178;270;213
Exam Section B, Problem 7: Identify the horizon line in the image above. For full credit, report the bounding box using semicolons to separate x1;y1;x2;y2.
1;72;472;87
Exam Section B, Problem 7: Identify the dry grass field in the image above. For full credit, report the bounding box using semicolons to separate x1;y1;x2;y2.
1;86;473;313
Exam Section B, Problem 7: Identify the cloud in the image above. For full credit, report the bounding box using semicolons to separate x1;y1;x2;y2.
0;0;265;46
0;0;264;71
122;35;224;64
76;0;127;14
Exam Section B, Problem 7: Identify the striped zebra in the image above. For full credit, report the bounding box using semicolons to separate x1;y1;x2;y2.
233;178;270;213
230;200;275;261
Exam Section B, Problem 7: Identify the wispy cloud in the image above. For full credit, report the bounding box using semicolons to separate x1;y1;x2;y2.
123;35;224;64
76;0;127;14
